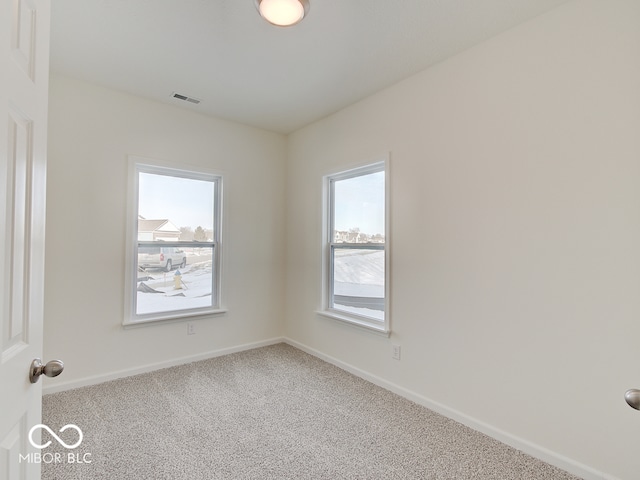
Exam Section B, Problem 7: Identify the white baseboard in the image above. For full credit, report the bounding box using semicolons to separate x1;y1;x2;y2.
42;337;285;395
283;337;615;480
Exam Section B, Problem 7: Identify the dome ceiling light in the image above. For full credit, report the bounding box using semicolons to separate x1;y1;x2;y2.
255;0;310;27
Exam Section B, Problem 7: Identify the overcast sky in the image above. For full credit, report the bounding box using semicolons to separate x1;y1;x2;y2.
334;171;385;235
138;172;214;230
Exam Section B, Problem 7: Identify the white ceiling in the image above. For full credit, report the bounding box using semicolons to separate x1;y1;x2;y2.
50;0;570;134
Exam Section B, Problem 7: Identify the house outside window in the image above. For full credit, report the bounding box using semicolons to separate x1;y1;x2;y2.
124;157;224;325
320;158;389;333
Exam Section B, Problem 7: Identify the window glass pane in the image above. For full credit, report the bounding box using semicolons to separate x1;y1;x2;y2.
138;172;215;239
333;170;385;244
325;163;387;328
136;246;214;315
332;247;385;320
132;167;219;321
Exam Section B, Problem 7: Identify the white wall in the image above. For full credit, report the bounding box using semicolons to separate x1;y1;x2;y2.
284;1;640;479
44;74;287;388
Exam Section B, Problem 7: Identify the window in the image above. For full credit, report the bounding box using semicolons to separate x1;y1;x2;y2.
124;157;223;325
321;159;389;333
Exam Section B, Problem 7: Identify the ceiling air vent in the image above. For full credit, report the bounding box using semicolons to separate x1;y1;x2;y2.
171;92;201;105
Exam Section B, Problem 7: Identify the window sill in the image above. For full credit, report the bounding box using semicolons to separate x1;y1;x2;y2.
123;308;227;328
316;310;390;337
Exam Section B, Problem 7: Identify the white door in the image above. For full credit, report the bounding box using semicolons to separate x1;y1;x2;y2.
0;0;51;479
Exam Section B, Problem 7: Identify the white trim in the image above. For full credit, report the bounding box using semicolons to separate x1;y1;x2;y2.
316;310;390;336
124;155;224;326
128;154;224;179
321;154;391;332
283;337;617;480
122;308;228;328
42;337;285;395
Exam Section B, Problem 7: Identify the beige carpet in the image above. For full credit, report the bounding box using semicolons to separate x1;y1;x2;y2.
42;343;580;479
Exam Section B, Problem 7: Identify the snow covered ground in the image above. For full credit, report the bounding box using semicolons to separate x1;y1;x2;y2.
136;261;213;315
333;249;385;320
136;249;385;318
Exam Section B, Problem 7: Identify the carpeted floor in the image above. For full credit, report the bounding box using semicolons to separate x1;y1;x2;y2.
42;343;581;479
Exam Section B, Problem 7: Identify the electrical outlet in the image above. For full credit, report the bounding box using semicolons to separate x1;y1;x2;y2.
392;344;401;360
187;323;196;335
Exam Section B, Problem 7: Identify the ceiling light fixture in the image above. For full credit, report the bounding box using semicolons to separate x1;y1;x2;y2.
255;0;309;27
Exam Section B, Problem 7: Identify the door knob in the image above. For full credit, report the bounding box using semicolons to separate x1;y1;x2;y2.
29;358;64;384
625;389;640;410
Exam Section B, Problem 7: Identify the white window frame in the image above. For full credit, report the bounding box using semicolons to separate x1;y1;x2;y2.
319;156;390;334
123;156;225;326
